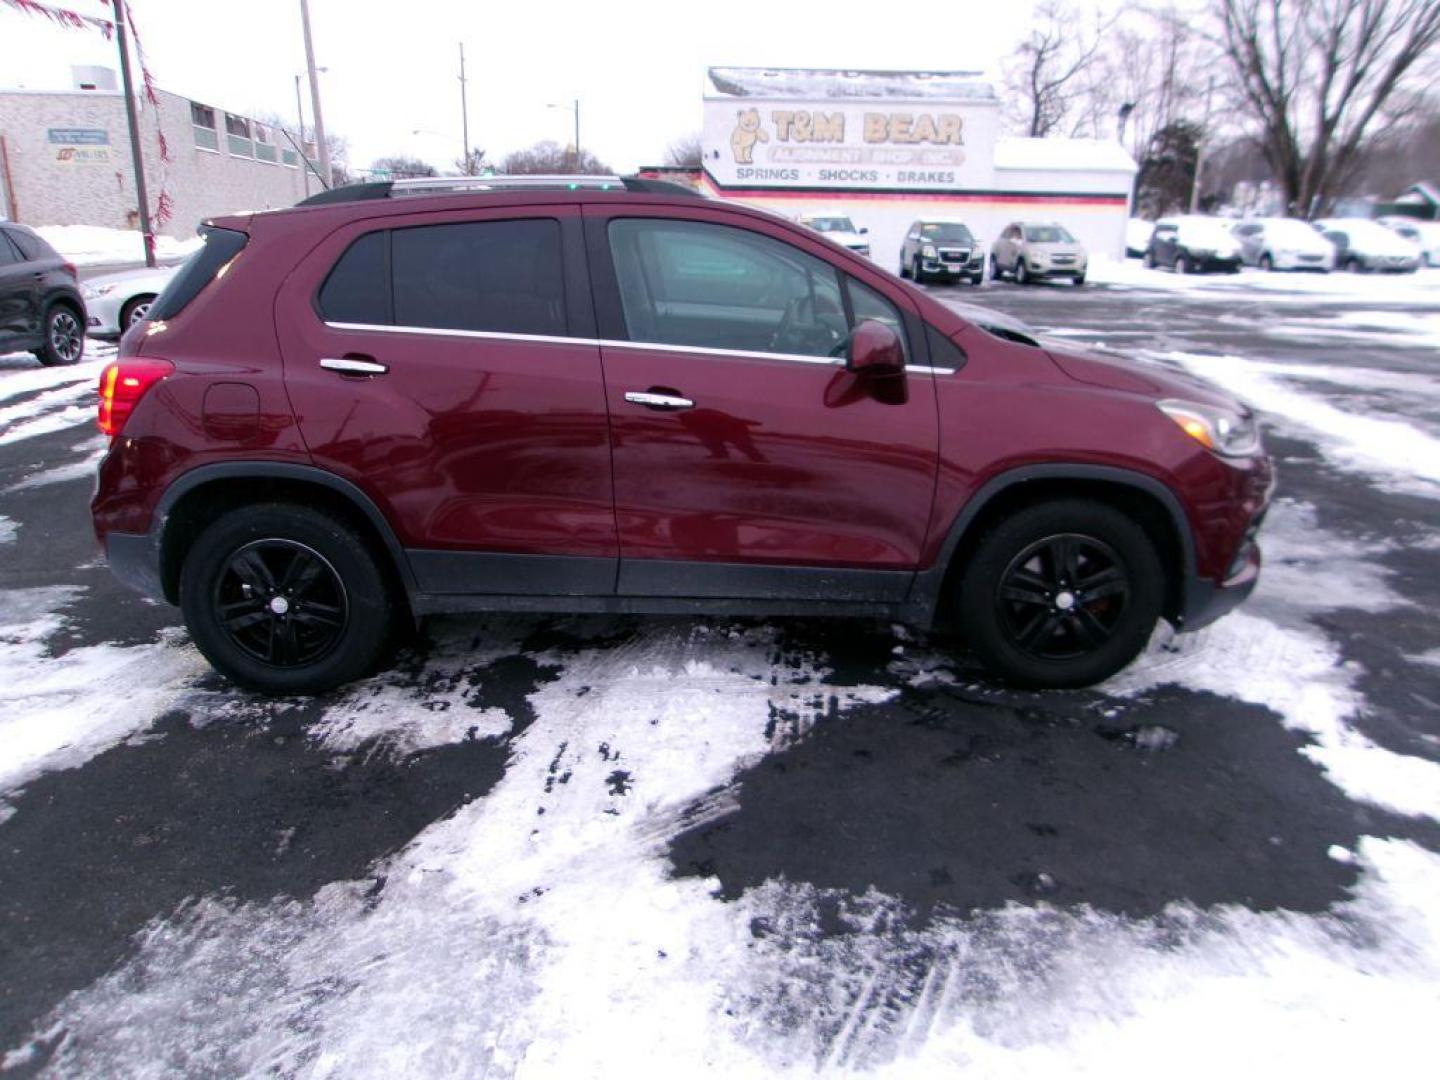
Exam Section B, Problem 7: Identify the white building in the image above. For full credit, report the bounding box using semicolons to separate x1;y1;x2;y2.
0;68;314;239
692;67;1136;268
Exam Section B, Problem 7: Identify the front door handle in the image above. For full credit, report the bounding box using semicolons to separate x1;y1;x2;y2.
320;356;388;376
625;390;694;411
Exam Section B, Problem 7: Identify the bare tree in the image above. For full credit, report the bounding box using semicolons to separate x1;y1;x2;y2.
454;148;489;176
1215;0;1440;215
499;141;610;175
369;155;437;179
663;133;703;168
1005;0;1118;137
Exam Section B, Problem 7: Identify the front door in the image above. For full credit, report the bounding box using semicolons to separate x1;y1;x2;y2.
584;207;940;600
0;231;36;343
274;205;618;597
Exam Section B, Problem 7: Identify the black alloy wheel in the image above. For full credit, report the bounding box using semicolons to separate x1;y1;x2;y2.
958;499;1164;688
995;534;1129;662
214;539;349;667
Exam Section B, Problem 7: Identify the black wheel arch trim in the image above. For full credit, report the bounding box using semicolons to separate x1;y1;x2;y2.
905;463;1199;625
148;461;420;603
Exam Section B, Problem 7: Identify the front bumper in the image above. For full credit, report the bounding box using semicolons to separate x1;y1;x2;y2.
921;258;983;278
1027;261;1087;279
84;294;125;336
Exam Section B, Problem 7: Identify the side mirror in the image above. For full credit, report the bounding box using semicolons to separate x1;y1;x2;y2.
846;319;906;376
859;226;869;234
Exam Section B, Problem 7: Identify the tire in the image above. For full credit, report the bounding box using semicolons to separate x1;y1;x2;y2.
1073;274;1086;287
35;304;85;367
1259;253;1274;272
1143;249;1156;269
911;258;926;285
957;499;1164;689
179;502;396;694
1345;256;1363;273
1175;254;1191;275
120;293;157;330
1016;260;1030;285
899;259;910;279
970;273;984;286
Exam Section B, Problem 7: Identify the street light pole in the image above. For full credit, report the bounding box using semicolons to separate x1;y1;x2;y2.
458;43;472;174
294;74;309;196
112;1;155;268
572;98;580;174
299;0;332;187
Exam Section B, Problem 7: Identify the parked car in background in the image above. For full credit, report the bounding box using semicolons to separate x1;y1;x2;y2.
1314;218;1421;273
1377;217;1440;267
1230;218;1335;272
898;220;984;285
990;222;1088;285
0;221;86;366
90;175;1272;695
82;264;179;336
1125;218;1154;258
796;212;870;257
1144;216;1242;274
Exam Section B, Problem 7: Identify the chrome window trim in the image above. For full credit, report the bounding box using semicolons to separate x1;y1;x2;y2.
323;321;954;374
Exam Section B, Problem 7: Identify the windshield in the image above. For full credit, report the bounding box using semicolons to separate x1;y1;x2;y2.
1024;225;1074;243
920;223;972;242
806;217;857;234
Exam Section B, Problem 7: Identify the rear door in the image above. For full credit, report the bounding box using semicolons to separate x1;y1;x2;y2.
584;205;940;600
274;204;618;598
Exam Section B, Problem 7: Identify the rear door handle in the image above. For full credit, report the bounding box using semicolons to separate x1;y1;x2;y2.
624;390;694;411
320;356;388;376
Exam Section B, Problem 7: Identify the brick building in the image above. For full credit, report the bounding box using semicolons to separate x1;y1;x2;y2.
0;68;314;238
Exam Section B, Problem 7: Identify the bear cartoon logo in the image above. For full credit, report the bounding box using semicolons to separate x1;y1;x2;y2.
730;108;770;165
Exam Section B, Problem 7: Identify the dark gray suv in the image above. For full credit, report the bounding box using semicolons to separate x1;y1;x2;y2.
898;220;984;285
0;222;86;366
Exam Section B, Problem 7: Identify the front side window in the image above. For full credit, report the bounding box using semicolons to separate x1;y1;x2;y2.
0;232;22;267
608;218;848;358
318;218;566;338
805;217;857;234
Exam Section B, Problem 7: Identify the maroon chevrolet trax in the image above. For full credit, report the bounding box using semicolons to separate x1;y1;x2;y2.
90;176;1273;694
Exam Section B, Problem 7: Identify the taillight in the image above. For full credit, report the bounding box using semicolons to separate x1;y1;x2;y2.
98;358;174;437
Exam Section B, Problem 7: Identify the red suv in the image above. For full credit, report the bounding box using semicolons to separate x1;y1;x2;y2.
91;176;1273;693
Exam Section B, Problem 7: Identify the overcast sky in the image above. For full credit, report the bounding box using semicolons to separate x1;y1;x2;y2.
1;0;1039;172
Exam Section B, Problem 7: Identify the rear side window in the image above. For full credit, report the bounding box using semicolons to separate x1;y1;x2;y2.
0;232;22;266
393;219;564;336
148;226;249;321
318;219;565;337
318;231;390;324
4;227;51;261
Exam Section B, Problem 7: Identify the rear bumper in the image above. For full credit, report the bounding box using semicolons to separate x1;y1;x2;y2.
104;530;168;603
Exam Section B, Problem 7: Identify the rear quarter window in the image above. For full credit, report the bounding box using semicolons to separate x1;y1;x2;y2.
148;226;249;321
318;231;391;325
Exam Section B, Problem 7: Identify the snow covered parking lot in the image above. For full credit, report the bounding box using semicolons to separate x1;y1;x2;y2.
2;272;1439;1078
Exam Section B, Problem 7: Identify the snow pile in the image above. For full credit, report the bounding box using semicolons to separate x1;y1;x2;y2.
32;225;201;267
0;345;112;446
1088;257;1440;303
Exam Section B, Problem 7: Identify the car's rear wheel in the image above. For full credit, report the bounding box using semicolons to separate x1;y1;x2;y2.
35;304;84;367
179;503;395;694
121;293;157;330
989;253;1001;280
958;499;1164;688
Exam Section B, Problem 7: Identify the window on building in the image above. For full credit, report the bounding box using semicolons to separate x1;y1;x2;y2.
191;102;219;152
253;122;277;163
281;148;299;168
225;113;253;158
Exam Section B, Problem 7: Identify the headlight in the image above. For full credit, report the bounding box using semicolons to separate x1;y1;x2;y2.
1158;399;1261;457
922;245;937;259
83;283;118;299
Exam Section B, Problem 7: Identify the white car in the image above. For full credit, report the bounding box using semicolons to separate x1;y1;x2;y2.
795;212;871;258
1230;218;1335;272
1312;218;1421;273
1377;217;1440;267
81;265;178;335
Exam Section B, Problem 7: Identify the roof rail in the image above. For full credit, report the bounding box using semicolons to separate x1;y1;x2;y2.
296;174;703;208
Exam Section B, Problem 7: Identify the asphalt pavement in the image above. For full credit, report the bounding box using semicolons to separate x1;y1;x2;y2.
1;270;1438;1076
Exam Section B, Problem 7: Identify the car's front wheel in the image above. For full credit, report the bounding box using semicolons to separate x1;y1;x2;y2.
1175;253;1192;275
179;503;397;694
958;499;1164;688
1259;253;1274;272
35;304;85;367
911;258;927;284
1015;260;1030;285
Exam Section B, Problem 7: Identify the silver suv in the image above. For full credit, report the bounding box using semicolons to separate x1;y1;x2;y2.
991;221;1088;286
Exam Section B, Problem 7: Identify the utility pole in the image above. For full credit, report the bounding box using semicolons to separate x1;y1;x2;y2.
113;1;155;268
294;74;309;196
572;98;581;174
300;0;332;187
458;43;471;174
